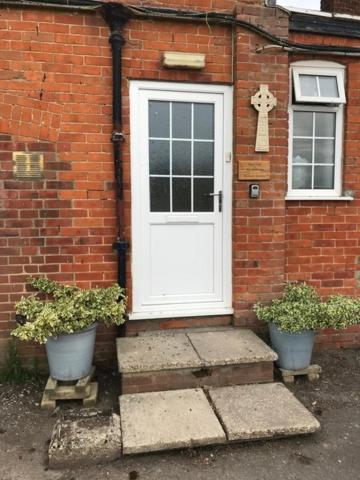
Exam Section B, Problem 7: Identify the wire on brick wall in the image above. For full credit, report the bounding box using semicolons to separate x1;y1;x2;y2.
126;4;360;56
2;0;360;55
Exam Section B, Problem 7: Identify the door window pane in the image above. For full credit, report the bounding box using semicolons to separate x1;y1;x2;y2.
293;111;313;137
299;75;318;97
149;140;170;175
319;76;339;98
149;101;170;138
194;104;214;140
150;177;170;212
173;178;191;212
315;112;335;138
194;142;214;176
172;141;191;175
314;166;334;189
315;139;335;164
172;103;192;139
194;178;214;212
293;139;312;164
292;166;312;189
148;100;219;212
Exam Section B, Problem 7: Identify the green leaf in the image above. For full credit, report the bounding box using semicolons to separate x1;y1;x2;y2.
11;277;126;344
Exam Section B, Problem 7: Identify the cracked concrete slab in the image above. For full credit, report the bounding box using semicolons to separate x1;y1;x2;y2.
188;329;278;366
209;383;320;442
120;388;226;454
117;334;202;373
48;413;121;469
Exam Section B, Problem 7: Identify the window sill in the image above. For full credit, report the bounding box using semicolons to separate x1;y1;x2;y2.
285;195;354;201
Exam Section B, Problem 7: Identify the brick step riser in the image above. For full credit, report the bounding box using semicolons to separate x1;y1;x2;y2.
121;361;274;394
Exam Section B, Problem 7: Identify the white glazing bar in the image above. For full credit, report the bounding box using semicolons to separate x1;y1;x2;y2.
311;111;316;189
191;102;194;213
149;174;214;179
294;136;335;140
169;102;173;213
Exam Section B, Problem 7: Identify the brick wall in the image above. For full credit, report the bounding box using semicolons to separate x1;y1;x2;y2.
287;33;360;348
232;4;289;329
0;7;118;365
0;2;360;367
321;0;360;15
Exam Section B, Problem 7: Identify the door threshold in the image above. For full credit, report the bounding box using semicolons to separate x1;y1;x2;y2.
128;308;234;321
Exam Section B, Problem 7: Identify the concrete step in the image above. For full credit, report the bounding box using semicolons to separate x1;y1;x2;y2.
119;384;320;455
117;328;278;394
48;384;320;465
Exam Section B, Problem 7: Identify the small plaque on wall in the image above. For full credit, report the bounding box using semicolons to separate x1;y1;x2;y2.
238;160;270;180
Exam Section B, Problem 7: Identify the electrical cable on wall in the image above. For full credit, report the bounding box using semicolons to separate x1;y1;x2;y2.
3;0;360;55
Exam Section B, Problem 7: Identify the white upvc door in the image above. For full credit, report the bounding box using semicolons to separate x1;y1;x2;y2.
130;81;233;320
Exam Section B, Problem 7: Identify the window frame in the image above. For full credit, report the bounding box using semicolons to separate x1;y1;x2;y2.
288;104;343;198
287;62;346;200
293;67;346;104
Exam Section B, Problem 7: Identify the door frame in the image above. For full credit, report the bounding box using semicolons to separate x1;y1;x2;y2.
129;81;233;320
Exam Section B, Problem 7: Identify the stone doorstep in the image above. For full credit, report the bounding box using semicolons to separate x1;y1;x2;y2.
119;384;320;456
48;384;320;465
120;388;226;455
117;328;278;374
208;383;321;442
48;413;121;469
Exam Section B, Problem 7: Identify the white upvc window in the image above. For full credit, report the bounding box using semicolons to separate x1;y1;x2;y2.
287;61;347;200
293;67;346;104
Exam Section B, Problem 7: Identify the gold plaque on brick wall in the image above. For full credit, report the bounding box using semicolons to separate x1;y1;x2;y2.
238;160;270;180
13;152;44;179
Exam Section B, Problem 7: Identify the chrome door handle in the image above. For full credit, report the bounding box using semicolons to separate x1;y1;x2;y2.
203;190;222;212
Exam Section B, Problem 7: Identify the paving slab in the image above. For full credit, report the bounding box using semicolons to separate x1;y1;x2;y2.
209;383;320;442
120;388;226;454
188;329;278;366
117;334;202;373
48;413;121;469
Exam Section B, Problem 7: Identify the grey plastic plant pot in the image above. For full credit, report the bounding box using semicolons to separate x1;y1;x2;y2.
268;321;315;371
45;323;97;381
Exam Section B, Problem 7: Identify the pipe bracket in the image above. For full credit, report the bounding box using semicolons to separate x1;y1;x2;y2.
112;131;125;143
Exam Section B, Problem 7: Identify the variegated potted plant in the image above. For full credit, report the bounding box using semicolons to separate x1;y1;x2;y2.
254;282;360;370
11;277;126;381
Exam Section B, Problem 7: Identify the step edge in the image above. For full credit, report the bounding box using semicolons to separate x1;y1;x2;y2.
118;357;276;374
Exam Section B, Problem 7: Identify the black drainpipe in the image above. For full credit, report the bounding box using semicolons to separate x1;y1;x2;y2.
102;4;130;336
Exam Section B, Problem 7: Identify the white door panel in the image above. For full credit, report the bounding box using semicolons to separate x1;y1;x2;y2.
149;223;215;298
130;82;233;319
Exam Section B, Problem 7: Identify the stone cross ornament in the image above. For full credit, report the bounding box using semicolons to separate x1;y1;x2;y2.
251;84;277;152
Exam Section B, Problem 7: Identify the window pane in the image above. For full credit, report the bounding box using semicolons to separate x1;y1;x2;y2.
194;178;214;212
292;166;312;189
149;101;170;138
149;140;170;175
314;166;334;189
299;75;318;97
315;139;335;164
172;141;191;175
194;142;214;176
293;139;313;164
194;104;214;140
172;102;192;139
150;177;170;212
293;111;313;137
319;76;339;98
172;178;191;212
315;112;336;138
